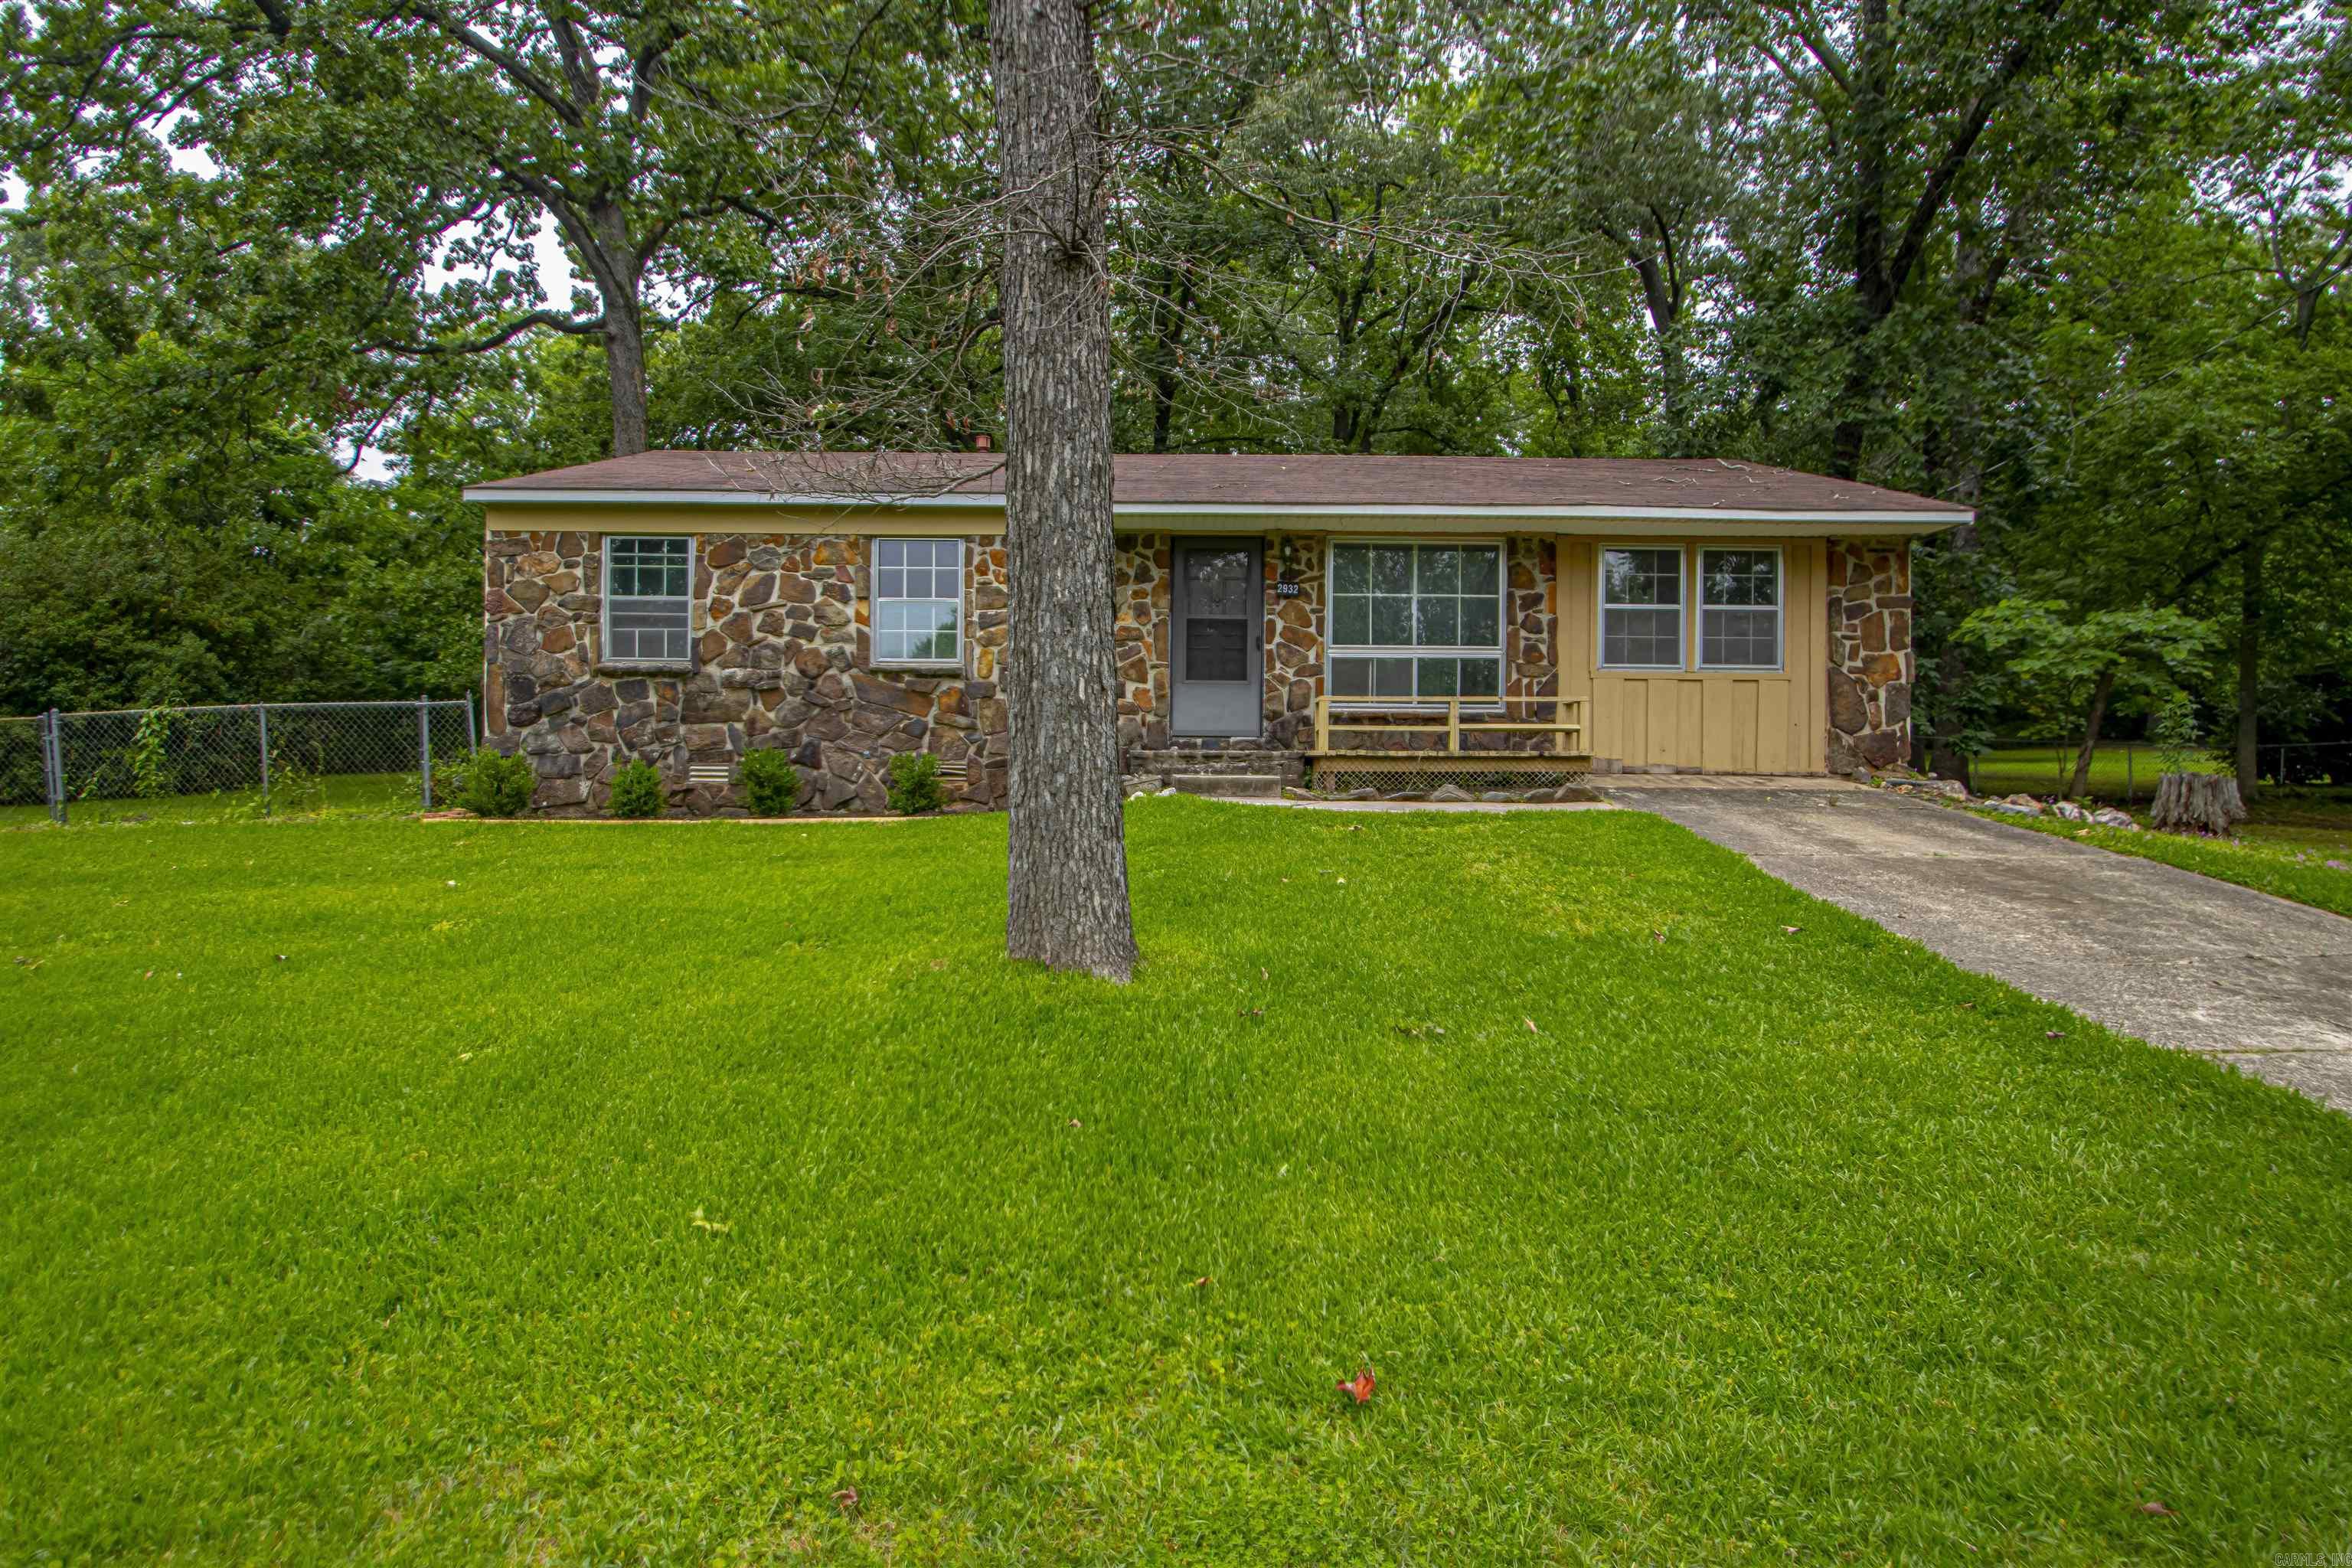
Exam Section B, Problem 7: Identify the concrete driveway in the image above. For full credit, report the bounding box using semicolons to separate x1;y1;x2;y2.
1603;777;2352;1111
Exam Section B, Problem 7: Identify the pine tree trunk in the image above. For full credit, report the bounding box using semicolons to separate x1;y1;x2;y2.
991;0;1138;981
2150;772;2247;837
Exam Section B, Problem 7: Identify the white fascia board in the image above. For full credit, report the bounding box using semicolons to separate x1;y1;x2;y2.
464;485;1969;531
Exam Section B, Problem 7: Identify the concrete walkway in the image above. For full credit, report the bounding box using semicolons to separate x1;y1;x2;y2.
1603;778;2352;1111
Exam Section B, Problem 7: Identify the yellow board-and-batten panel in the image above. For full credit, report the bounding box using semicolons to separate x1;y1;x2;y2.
1562;535;1827;776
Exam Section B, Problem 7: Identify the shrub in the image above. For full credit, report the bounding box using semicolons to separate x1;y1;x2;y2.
609;760;666;818
739;748;800;816
455;750;535;818
2151;689;2202;776
887;751;946;815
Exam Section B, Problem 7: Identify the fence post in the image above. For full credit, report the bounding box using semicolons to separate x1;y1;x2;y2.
462;691;479;755
257;704;272;817
418;695;433;812
43;708;64;825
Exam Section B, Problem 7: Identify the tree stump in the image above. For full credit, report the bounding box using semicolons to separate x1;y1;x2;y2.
2149;771;2246;836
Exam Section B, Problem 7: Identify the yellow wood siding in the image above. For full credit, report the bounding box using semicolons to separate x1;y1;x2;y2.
1559;536;1828;774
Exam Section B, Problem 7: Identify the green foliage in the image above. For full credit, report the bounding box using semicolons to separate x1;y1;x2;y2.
126;706;176;799
2151;691;2203;776
887;751;946;815
6;804;2352;1559
0;0;2347;762
1959;599;2220;741
607;760;665;818
737;748;799;817
0;168;482;711
454;750;535;818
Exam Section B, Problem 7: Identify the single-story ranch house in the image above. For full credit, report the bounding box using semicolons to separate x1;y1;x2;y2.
465;452;1969;813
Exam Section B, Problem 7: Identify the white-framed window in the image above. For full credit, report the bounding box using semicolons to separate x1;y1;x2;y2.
871;537;965;667
603;535;694;664
1325;540;1504;704
1697;547;1782;669
1599;546;1684;670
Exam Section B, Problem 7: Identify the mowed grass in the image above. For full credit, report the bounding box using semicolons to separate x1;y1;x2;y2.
1969;745;2224;804
1969;807;2352;920
4;802;2350;1563
0;769;433;830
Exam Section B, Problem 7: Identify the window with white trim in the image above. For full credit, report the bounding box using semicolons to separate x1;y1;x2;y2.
603;535;692;663
1599;547;1684;668
871;538;964;666
1697;547;1782;669
1326;541;1504;704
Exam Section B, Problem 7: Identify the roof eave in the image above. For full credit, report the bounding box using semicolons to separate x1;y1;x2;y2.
462;485;1969;531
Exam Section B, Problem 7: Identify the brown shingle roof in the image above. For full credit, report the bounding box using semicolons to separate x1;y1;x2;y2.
466;449;1968;518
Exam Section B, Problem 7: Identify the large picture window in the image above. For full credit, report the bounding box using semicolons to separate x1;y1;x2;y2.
872;538;965;666
1326;541;1504;703
1698;548;1782;669
1599;547;1684;669
603;535;692;664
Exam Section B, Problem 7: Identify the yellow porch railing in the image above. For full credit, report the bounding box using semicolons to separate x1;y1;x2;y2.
1311;695;1586;757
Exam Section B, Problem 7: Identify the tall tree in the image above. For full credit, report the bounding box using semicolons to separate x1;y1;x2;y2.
1;0;906;456
1473;2;1742;453
1700;0;2189;479
2200;15;2352;793
991;0;1138;979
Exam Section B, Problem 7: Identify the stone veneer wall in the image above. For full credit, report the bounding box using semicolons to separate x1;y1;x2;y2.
1824;537;1914;771
484;530;1009;814
1502;537;1563;730
479;531;1580;818
1115;531;1563;775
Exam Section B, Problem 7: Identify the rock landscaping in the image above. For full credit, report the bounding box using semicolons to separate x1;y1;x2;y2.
1871;770;2139;830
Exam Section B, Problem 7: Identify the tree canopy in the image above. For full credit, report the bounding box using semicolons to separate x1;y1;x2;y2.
0;0;2345;771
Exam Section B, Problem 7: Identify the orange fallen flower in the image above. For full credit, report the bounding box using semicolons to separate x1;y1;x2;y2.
1338;1369;1376;1404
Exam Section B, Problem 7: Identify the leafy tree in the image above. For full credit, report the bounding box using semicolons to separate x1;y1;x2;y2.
1959;599;2219;797
1468;0;1744;453
1;0;932;456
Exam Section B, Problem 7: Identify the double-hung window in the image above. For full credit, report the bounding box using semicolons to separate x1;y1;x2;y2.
1327;541;1504;704
1697;548;1782;668
603;535;693;664
872;538;964;667
1599;547;1684;668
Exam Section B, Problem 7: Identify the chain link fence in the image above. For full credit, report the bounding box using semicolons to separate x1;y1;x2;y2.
4;699;475;826
1968;738;2352;804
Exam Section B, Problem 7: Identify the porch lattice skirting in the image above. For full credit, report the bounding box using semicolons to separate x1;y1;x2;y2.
1308;756;1591;795
1301;697;1592;795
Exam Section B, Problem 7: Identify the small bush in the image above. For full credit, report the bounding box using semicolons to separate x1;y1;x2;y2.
887;751;946;815
739;748;800;816
609;760;666;818
2151;689;2202;776
455;750;536;818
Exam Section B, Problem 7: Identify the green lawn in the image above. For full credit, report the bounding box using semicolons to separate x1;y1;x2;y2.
0;769;437;829
1965;801;2352;920
2235;795;2352;858
1969;745;2230;804
5;802;2350;1563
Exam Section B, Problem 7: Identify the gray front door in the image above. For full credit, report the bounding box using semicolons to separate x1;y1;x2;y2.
1171;538;1263;738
